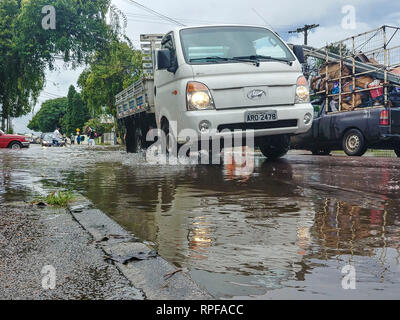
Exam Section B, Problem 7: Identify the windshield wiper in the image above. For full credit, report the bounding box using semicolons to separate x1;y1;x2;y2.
234;55;293;66
190;56;230;62
190;56;260;66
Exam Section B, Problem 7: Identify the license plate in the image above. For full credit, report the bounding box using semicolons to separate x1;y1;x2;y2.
245;111;277;123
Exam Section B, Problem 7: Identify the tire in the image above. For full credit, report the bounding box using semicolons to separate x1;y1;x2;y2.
161;120;174;155
342;129;367;157
394;147;400;158
9;142;22;150
259;135;290;160
134;127;143;153
311;148;331;156
161;120;185;156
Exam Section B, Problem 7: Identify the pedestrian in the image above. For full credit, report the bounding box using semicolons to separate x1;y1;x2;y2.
52;127;61;146
62;134;67;146
77;133;81;145
70;133;75;145
88;127;96;147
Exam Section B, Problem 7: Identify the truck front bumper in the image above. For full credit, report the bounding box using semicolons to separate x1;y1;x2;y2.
22;142;30;148
176;104;313;144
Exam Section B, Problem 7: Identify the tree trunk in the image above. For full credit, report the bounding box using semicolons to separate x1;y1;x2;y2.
1;100;8;131
6;116;12;133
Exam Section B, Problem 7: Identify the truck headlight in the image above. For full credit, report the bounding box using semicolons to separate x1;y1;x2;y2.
295;76;310;104
187;82;215;111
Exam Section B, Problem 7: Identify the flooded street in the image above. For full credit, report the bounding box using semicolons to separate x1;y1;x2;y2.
1;144;400;299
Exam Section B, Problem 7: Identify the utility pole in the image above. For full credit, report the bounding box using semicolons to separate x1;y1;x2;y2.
288;24;319;45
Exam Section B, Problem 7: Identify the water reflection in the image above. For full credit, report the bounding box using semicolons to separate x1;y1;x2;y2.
69;156;400;298
2;145;400;298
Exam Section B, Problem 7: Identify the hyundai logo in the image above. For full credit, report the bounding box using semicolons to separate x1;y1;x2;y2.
247;89;266;100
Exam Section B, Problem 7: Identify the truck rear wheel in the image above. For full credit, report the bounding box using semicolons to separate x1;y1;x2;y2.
259;135;290;160
394;147;400;158
134;128;143;153
342;129;367;157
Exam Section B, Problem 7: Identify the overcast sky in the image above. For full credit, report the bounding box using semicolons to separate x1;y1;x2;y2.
14;0;400;133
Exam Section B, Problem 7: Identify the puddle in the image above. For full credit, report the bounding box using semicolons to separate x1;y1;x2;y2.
1;144;400;299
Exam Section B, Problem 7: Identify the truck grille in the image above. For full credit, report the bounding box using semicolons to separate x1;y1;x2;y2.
217;120;298;132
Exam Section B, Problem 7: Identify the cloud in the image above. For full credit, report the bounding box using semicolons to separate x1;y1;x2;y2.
13;60;84;133
13;0;400;132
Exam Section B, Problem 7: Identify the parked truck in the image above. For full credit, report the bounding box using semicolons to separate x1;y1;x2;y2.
116;25;314;159
291;26;400;157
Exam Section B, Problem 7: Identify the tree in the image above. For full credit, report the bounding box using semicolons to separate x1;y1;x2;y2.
83;118;114;136
28;97;68;133
0;0;125;130
78;40;142;117
0;0;44;130
65;85;90;135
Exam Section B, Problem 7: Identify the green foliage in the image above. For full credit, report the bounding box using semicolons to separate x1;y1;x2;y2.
0;0;125;124
84;118;114;135
28;97;68;133
78;40;142;117
0;0;44;122
316;43;352;68
39;190;75;207
64;85;90;135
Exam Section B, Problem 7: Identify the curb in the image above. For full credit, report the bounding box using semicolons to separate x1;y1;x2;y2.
67;195;213;300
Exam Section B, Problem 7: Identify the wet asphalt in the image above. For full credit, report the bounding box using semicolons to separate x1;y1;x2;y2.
1;144;400;300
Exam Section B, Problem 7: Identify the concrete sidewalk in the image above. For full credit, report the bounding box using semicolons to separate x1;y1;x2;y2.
0;200;143;300
0;197;212;300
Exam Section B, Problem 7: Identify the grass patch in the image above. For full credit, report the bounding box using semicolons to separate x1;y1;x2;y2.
37;191;75;207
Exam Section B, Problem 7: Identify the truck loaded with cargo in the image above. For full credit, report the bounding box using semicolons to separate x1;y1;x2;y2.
291;26;400;156
116;25;314;159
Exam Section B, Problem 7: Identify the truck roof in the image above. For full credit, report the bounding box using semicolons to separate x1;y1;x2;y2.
170;24;276;33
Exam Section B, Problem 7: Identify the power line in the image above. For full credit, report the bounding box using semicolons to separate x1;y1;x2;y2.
251;8;274;30
42;91;63;98
288;24;320;45
124;11;293;29
123;0;186;27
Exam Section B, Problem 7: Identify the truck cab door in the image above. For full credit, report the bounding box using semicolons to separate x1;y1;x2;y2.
317;105;332;141
154;33;179;125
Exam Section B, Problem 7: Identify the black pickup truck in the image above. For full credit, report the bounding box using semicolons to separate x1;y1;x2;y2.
291;100;400;157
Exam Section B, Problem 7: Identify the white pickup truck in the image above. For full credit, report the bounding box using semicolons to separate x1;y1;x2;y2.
116;25;313;159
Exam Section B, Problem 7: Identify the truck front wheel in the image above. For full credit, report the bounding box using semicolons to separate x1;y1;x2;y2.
259;135;290;160
342;129;367;157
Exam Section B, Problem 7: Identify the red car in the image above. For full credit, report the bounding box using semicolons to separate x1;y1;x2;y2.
0;129;30;149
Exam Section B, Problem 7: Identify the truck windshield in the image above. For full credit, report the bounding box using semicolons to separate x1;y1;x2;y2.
180;26;295;65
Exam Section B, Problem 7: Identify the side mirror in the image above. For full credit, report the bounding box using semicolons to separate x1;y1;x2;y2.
157;49;172;70
293;45;305;64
